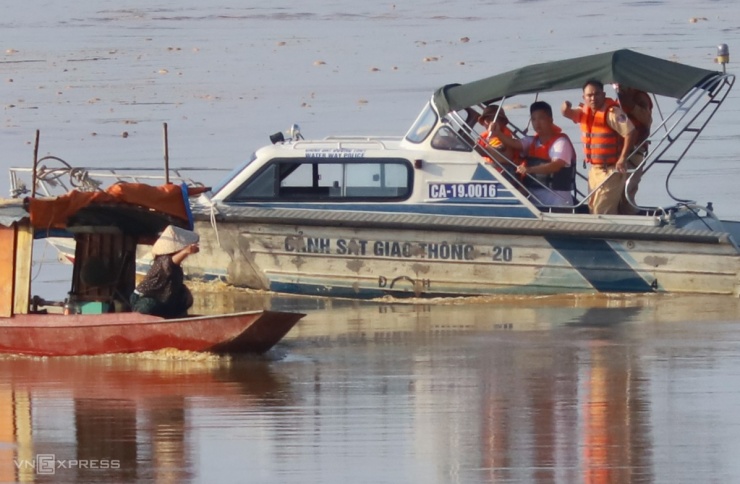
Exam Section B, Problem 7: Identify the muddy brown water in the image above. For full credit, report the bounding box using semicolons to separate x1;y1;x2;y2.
2;292;740;483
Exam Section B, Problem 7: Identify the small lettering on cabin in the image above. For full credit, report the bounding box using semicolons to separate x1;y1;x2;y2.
305;148;366;158
283;236;477;261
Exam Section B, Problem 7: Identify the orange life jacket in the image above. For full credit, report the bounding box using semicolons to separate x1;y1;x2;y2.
578;98;622;165
524;126;575;191
478;126;511;150
478;127;522;171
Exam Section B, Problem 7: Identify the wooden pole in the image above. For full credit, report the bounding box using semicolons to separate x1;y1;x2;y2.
30;129;40;198
163;122;170;184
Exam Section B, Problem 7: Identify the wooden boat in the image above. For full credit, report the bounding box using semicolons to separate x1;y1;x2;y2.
10;47;740;298
0;311;303;357
0;183;304;357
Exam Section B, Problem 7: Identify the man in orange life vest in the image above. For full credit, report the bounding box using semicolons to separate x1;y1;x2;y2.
561;79;637;214
491;101;576;207
615;84;653;214
476;104;518;168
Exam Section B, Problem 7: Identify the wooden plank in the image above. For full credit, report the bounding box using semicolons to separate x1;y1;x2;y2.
0;225;17;317
13;222;33;315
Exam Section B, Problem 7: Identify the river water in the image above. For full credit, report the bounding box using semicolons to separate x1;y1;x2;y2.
2;1;740;483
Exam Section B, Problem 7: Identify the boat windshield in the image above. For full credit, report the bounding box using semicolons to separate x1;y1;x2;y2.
404;102;438;144
210;153;258;196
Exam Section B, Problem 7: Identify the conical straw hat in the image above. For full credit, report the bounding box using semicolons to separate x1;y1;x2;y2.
151;225;199;256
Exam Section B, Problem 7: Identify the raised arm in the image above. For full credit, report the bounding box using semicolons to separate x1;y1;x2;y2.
560;101;580;123
490;123;523;151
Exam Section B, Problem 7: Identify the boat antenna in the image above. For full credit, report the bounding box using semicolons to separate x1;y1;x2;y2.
31;129;40;198
163;122;170;184
717;44;729;74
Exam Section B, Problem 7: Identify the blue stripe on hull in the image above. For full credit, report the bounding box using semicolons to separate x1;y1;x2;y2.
545;237;655;292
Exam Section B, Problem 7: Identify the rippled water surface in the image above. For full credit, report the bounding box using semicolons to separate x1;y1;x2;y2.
3;1;740;482
3;293;740;483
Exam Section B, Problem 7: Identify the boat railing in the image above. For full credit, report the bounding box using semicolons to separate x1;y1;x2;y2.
9;156;229;198
630;72;735;210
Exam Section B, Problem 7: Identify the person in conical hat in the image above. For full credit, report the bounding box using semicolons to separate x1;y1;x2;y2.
130;225;200;318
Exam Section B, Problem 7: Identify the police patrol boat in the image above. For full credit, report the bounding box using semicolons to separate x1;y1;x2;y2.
11;47;740;298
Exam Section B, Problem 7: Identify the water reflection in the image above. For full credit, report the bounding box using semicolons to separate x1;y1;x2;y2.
1;292;740;483
0;356;293;483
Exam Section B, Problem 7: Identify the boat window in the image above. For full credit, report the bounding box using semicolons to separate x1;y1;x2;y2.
210;153;258;197
228;164;278;199
404;102;438;144
225;158;413;202
431;126;474;152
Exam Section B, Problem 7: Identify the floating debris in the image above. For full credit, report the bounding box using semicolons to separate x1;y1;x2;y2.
158;68;169;74
121;131;129;138
358;99;369;104
370;67;380;72
423;56;439;62
689;16;708;23
460;37;470;43
5;49;18;54
277;41;287;46
313;60;326;66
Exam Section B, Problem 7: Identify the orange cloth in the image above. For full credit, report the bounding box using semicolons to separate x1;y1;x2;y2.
577;98;622;165
28;183;201;230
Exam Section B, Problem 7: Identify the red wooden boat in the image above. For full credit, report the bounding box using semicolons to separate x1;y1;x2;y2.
0;310;303;357
0;181;304;357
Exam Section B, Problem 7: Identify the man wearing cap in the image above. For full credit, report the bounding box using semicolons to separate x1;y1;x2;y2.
561;79;637;214
476;104;522;184
130;225;200;318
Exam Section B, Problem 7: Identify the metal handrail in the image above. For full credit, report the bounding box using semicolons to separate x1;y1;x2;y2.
9;157;230;198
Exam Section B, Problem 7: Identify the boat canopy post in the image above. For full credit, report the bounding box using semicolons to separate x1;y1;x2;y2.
30;130;39;198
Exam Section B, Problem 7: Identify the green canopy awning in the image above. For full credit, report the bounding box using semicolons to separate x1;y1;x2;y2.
433;49;721;117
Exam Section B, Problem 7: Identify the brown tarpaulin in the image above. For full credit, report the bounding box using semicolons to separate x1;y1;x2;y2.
28;183;205;229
